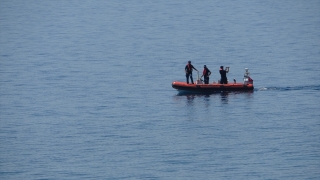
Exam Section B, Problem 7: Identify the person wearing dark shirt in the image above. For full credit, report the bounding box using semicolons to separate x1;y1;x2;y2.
185;61;198;84
201;65;211;84
219;66;229;84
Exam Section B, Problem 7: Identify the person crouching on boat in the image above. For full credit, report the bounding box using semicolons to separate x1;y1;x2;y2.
185;61;198;84
219;66;229;84
201;65;211;84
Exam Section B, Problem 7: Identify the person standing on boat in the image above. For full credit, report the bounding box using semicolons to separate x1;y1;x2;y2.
201;65;211;84
185;61;198;84
219;66;229;84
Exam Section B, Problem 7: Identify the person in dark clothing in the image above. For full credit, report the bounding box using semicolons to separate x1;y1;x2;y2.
185;61;198;84
219;66;229;84
201;65;211;84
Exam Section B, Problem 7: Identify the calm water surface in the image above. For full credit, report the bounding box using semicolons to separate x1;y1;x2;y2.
1;1;320;179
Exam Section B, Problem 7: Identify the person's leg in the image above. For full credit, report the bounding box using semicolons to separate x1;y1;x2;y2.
190;74;194;84
224;78;228;84
186;74;189;84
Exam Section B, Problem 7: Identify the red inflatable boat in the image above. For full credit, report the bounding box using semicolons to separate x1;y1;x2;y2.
172;68;254;93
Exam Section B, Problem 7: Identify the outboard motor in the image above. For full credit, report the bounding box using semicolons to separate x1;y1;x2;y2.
243;68;253;85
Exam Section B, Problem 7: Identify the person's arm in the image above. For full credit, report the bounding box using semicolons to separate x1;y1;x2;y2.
193;66;198;71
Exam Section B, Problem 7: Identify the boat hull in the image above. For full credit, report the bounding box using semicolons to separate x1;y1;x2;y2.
172;81;254;93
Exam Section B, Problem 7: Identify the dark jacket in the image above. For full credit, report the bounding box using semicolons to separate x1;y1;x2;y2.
185;64;196;74
203;67;211;77
219;69;227;79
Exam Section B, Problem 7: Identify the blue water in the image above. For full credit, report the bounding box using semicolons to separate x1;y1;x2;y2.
1;1;320;179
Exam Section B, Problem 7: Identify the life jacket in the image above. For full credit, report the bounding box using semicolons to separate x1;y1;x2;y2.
203;68;210;76
203;68;207;75
186;64;192;72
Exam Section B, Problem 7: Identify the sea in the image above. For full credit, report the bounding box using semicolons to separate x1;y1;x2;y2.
1;1;320;179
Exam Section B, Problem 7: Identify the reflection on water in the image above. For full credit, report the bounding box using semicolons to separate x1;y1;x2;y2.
220;92;229;104
176;90;254;96
176;91;253;97
186;95;195;106
173;91;254;106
